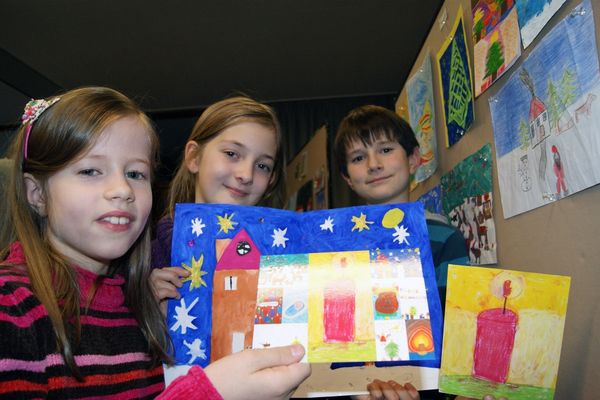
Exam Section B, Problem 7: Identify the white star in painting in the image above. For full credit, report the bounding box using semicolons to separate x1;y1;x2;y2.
271;228;289;248
170;297;199;334
184;338;207;364
320;216;334;233
392;224;410;245
191;217;206;237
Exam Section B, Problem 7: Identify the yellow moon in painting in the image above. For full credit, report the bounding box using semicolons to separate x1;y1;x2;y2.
382;208;404;228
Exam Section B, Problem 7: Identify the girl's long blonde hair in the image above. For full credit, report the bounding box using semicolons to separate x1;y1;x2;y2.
167;96;285;215
4;87;170;378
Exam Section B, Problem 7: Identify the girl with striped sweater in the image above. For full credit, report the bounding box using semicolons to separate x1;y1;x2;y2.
0;87;308;399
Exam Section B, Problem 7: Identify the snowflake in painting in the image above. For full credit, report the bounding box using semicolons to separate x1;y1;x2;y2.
351;212;374;232
217;213;238;234
181;254;208;290
192;218;206;237
170;297;199;334
271;227;289;248
320;216;334;232
191;217;206;237
184;338;207;364
392;224;410;245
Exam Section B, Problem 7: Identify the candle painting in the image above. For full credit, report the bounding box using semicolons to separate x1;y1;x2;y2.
440;265;570;400
166;202;442;369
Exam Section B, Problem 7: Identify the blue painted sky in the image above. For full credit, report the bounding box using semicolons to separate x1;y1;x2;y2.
490;0;599;157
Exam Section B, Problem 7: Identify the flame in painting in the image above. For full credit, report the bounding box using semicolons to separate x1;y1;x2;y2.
490;271;524;300
407;320;434;355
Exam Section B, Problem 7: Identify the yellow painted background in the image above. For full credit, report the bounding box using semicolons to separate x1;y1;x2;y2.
442;265;571;388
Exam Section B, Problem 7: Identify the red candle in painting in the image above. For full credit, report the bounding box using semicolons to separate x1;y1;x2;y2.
323;278;356;342
323;255;356;343
473;308;518;383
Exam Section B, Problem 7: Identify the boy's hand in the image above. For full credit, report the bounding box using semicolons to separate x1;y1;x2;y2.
357;379;419;400
204;344;311;400
150;267;190;316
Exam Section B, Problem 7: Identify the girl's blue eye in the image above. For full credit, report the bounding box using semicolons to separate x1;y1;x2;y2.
224;151;238;159
126;170;146;180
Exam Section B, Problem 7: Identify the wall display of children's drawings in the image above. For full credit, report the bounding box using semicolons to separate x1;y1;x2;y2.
515;0;567;49
165;202;443;393
489;0;600;219
407;55;439;182
396;97;419;192
472;1;522;97
417;185;444;216
436;5;475;147
440;265;570;400
441;144;497;264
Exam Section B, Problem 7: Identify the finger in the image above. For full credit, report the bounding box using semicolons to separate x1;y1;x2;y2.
152;280;182;299
367;379;386;400
162;266;191;277
152;268;189;287
245;344;306;371
402;382;419;400
155;286;181;301
251;359;311;399
380;380;401;400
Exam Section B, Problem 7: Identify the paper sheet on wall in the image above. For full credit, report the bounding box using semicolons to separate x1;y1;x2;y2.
441;144;497;265
407;55;439;182
436;5;475;147
515;0;567;49
472;1;522;97
489;0;600;218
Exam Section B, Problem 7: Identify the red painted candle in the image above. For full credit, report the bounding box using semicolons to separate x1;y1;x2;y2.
323;278;356;342
473;308;518;383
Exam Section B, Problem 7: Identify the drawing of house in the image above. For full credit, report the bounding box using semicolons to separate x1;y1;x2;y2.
210;228;261;362
528;96;550;146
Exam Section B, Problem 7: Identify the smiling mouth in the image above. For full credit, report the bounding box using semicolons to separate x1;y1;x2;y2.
366;176;391;185
101;216;131;225
225;186;249;197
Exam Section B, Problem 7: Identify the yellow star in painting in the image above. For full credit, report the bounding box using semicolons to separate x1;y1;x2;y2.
351;212;374;232
181;254;207;290
216;213;238;234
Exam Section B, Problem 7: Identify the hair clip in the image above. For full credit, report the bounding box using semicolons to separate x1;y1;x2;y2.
22;97;60;160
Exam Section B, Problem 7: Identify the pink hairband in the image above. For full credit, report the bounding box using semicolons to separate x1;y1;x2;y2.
21;97;61;160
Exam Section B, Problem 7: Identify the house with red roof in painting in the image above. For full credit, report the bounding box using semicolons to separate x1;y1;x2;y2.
528;96;550;146
210;228;261;362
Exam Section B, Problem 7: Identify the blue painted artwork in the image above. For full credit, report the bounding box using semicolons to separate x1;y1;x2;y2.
515;0;567;48
417;185;443;216
407;55;439;182
167;202;442;369
436;7;475;147
489;0;600;218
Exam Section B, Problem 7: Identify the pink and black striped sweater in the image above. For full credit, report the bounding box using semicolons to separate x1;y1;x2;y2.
0;242;221;399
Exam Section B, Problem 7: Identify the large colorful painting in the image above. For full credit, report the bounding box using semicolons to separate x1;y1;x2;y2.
489;0;600;218
166;202;442;370
441;144;497;265
515;0;567;49
440;265;570;400
407;55;439;182
472;1;521;97
436;5;475;147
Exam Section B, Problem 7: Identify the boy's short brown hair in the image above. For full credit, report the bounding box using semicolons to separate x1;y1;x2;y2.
334;105;419;177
